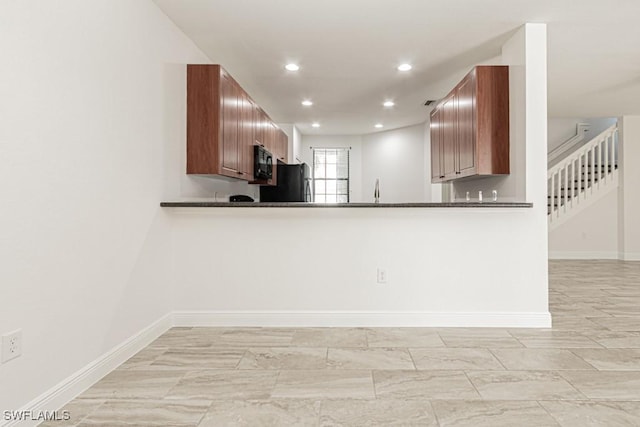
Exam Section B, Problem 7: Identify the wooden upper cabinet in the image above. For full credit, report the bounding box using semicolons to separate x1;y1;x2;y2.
187;64;286;181
430;65;509;183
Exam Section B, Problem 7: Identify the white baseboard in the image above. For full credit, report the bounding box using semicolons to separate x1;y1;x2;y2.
620;252;640;261
172;310;552;328
549;251;640;261
549;251;620;260
3;313;173;427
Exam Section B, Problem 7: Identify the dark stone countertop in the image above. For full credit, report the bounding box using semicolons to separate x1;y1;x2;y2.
160;201;533;208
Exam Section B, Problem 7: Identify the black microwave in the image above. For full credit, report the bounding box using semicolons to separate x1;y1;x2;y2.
254;145;273;180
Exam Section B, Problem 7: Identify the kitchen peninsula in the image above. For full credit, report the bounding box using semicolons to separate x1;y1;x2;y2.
162;25;549;331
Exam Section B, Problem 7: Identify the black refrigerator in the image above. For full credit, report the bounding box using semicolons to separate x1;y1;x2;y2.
260;162;312;202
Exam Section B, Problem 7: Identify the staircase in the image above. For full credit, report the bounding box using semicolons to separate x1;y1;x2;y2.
548;124;619;230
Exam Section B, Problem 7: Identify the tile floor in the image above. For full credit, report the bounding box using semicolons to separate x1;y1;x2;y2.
44;260;640;426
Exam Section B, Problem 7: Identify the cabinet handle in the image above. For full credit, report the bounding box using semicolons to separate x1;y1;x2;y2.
237;171;243;175
439;175;445;179
456;171;461;174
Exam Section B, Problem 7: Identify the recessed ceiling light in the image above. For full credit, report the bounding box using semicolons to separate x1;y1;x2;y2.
301;100;313;106
375;123;384;128
397;63;412;71
383;101;395;107
285;63;300;71
312;122;320;128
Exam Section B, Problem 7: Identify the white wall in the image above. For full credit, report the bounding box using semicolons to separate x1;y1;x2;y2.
547;117;618;152
293;126;302;164
361;124;428;203
301;135;364;202
169;206;550;322
0;0;211;413
548;117;617;152
549;192;619;259
618;116;640;260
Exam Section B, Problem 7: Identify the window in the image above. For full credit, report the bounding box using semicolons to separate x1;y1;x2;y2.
312;148;349;203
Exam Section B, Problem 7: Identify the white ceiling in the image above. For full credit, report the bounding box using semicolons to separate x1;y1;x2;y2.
154;0;640;135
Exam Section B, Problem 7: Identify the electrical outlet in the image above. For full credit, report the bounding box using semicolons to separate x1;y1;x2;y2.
377;268;388;284
2;329;22;363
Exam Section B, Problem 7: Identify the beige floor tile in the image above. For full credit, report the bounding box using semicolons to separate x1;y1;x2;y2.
39;399;105;427
508;330;602;348
571;348;640;370
551;316;607;332
272;370;375;399
432;400;559;427
586;331;640;348
597;297;640;316
365;328;444;347
540;400;640;427
410;348;504;370
117;347;168;370
560;370;640;400
208;328;295;347
320;399;437;426
199;400;321;427
148;328;219;348
490;349;595;370
166;370;278;400
291;328;368;347
588;316;640;332
78;370;185;399
467;371;584;400
149;348;246;370
77;399;210;426
237;347;327;370
604;289;640;297
438;329;523;348
327;348;414;370
373;370;480;400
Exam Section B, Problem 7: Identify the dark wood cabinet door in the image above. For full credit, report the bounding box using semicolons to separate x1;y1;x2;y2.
265;122;276;155
220;74;239;175
255;107;267;147
442;93;457;178
456;73;476;175
253;103;261;147
239;93;254;178
430;108;443;181
276;129;288;163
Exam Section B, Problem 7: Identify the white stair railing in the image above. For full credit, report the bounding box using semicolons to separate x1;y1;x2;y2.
548;124;618;229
